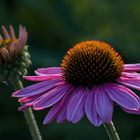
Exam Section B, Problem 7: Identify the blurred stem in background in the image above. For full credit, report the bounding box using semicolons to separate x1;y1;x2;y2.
11;77;43;140
104;121;120;140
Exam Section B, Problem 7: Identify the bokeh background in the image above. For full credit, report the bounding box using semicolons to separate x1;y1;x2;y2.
0;0;140;139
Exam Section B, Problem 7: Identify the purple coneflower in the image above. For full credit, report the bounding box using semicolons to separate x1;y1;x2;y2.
12;41;140;126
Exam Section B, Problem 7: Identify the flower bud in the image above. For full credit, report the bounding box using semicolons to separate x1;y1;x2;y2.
0;25;31;82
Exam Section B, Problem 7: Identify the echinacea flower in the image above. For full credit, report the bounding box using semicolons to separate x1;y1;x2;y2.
0;25;31;82
12;40;140;126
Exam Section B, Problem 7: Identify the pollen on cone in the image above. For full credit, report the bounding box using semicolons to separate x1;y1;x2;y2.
61;40;124;87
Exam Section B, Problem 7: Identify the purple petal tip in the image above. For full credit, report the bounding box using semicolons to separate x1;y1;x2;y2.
12;90;20;97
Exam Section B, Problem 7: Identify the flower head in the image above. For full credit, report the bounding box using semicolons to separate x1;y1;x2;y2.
12;40;140;126
0;25;31;82
61;41;124;87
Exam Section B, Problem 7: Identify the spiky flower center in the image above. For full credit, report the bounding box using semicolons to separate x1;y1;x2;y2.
61;40;124;87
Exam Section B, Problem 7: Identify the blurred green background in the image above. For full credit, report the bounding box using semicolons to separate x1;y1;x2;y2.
0;0;140;139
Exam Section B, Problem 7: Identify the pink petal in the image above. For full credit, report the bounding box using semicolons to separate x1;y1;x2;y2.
1;26;10;39
18;92;46;107
56;93;74;123
12;79;62;97
43;104;60;124
33;84;71;110
43;94;70;124
35;67;62;76
67;88;88;123
118;77;140;91
19;94;42;103
24;93;48;107
123;64;140;72
9;25;16;39
122;108;140;115
17;25;27;51
121;72;140;78
23;74;62;82
95;86;113;123
56;105;67;123
105;83;140;110
18;105;29;111
85;87;103;126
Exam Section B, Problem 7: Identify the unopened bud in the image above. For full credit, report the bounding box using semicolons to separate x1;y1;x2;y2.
0;25;31;82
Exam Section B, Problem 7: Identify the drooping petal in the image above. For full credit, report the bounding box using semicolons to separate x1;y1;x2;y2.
95;86;113;123
105;83;140;110
85;87;103;126
118;77;140;91
12;79;62;97
33;84;71;110
121;72;140;78
23;74;62;82
18;105;29;111
18;92;45;107
18;94;43;103
56;93;74;123
67;87;88;123
35;67;62;76
114;83;140;101
43;93;70;124
56;104;67;123
56;93;75;123
43;103;60;124
122;108;140;115
123;64;140;72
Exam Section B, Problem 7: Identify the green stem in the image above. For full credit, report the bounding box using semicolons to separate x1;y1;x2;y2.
103;121;120;140
11;77;43;140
